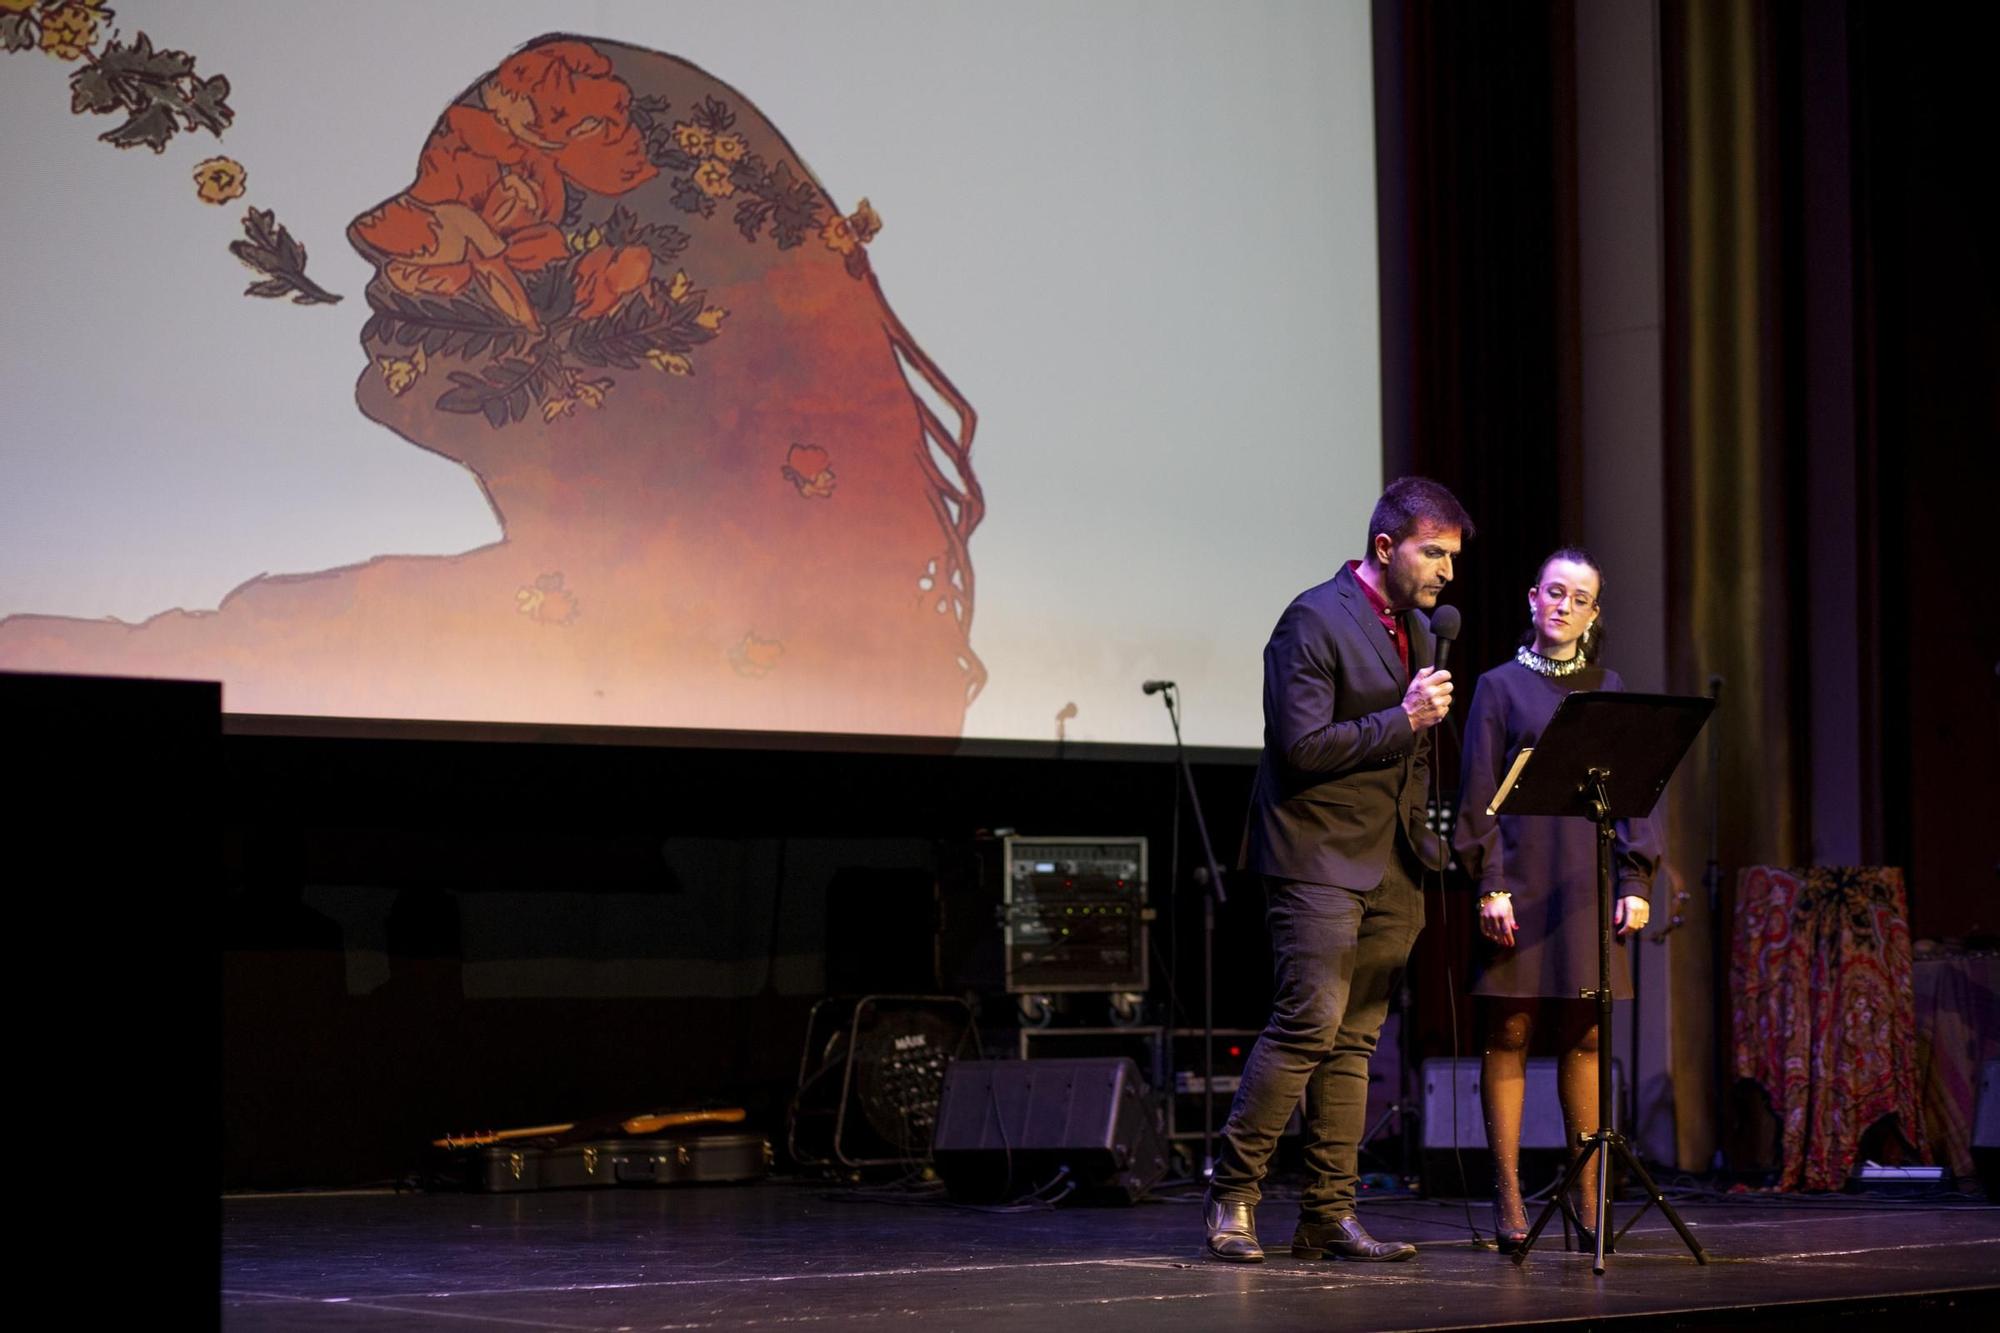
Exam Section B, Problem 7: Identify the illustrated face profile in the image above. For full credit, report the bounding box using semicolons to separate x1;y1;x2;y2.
1;35;986;738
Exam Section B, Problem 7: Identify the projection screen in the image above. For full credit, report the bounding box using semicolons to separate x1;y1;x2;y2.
0;0;1381;748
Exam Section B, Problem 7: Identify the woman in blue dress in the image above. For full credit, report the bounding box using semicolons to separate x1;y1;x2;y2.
1453;548;1659;1252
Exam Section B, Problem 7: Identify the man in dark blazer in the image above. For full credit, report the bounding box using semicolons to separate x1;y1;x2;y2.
1205;477;1472;1264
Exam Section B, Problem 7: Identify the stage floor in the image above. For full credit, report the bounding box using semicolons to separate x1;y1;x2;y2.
221;1181;2000;1330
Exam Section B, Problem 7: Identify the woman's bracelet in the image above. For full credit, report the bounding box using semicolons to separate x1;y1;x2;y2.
1477;889;1511;906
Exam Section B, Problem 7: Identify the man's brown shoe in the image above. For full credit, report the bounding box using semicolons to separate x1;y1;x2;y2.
1203;1197;1265;1262
1290;1215;1417;1262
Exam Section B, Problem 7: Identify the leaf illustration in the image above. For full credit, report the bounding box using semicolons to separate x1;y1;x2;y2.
670;177;715;217
71;32;236;153
70;65;123;115
0;14;35;53
184;73;233;137
435;355;561;430
100;103;179;153
230;207;342;305
571;292;718;370
691;95;736;132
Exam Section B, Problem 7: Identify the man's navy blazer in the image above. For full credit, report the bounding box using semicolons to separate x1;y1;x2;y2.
1243;563;1448;889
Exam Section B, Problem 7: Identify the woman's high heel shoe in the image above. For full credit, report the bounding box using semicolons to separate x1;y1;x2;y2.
1492;1201;1530;1255
1565;1196;1607;1255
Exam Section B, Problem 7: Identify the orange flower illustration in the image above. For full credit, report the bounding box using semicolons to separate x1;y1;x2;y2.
710;132;747;163
351;40;656;330
780;444;836;499
730;632;784;677
572;243;654;320
193;156;247;205
484;41;658;190
516;572;580;626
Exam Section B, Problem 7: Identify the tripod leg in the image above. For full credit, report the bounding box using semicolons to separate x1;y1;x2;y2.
1512;1135;1601;1265
1592;1133;1611;1272
1614;1139;1708;1264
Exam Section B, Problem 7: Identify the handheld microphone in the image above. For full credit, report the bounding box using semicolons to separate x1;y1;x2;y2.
1428;605;1462;672
1141;679;1176;695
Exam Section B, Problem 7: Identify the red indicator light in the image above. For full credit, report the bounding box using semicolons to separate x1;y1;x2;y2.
1228;1045;1242;1058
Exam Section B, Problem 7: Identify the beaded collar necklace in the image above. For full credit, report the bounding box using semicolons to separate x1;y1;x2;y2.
1515;644;1590;678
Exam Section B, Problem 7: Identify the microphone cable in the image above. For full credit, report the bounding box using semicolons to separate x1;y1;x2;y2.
1420;666;1486;1247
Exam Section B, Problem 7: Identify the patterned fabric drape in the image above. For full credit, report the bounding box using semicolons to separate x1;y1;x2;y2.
1914;954;2000;1179
1730;866;1925;1190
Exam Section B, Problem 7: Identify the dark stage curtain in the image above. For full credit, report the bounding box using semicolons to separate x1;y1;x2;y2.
1660;0;2000;1170
1373;0;1586;1098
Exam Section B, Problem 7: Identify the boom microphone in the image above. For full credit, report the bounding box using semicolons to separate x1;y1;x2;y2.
1141;680;1176;695
1429;605;1462;672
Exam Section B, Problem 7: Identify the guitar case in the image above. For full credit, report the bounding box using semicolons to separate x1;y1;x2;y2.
472;1131;771;1193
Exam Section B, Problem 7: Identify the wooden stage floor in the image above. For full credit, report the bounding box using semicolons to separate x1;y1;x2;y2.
221;1181;2000;1330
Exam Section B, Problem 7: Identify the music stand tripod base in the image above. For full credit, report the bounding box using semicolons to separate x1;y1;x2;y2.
1488;692;1715;1274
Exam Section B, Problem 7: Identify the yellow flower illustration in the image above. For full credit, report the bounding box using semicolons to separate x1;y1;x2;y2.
822;216;858;257
667;270;692;302
694;305;728;332
38;2;102;61
376;345;428;396
692;159;735;199
192;157;247;206
0;1;41;13
672;122;713;157
542;379;611;420
645;350;693;376
710;133;747;163
823;200;884;258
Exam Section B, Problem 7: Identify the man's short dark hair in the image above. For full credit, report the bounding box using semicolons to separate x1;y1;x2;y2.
1365;477;1475;557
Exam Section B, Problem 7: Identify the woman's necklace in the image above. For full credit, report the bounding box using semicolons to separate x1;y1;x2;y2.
1515;644;1590;678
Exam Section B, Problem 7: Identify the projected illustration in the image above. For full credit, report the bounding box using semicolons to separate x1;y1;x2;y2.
0;33;985;736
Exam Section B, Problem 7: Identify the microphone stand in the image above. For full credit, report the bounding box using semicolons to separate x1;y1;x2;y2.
1703;675;1725;1171
1156;684;1228;1179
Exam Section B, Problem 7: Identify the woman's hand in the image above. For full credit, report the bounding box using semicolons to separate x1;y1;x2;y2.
1479;892;1517;948
1614;895;1650;937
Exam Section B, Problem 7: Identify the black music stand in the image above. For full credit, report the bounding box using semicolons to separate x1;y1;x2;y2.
1492;691;1714;1274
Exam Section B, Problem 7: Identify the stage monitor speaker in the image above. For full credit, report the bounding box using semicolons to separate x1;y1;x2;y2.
931;1057;1167;1204
788;995;973;1171
1975;1059;2000;1200
1420;1057;1624;1149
